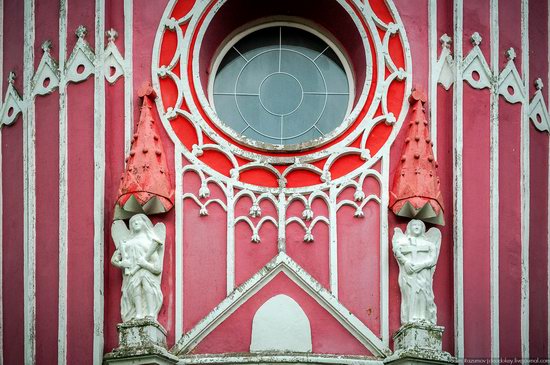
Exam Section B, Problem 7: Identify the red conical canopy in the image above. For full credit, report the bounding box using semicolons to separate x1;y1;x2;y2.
114;82;174;220
389;89;444;225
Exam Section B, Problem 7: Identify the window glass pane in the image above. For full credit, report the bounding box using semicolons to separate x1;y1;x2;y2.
212;25;351;147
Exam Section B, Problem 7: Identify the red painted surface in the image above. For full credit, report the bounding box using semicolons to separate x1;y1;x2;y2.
434;0;455;354
104;69;126;352
2;0;24;364
156;0;407;189
498;0;523;358
235;197;278;287
182;172;227;333
1;0;549;361
116;85;174;214
33;2;62;364
286;199;330;290
528;0;549;358
461;1;492;358
194;273;373;356
35;92;61;365
338;182;381;336
1;123;24;365
390;91;444;225
66;79;95;365
65;3;97;360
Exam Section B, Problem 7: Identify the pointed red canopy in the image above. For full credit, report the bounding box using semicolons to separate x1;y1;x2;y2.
114;82;174;220
389;89;445;225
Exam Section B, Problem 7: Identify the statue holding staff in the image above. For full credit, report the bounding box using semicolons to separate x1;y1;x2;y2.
111;214;166;322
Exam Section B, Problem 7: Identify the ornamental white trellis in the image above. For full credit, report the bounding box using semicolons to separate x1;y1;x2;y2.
152;0;413;356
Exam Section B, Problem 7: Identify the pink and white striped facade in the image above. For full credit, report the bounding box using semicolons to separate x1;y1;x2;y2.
0;0;549;364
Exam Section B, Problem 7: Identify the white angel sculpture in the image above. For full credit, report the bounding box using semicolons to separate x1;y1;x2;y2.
111;214;166;322
392;219;441;325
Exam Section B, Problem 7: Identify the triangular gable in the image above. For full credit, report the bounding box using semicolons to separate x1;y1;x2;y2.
171;253;391;358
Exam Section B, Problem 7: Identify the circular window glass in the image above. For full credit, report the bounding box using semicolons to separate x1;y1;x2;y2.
210;24;353;150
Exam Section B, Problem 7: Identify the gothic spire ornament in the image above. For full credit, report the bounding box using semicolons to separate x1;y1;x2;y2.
389;89;444;225
114;82;174;220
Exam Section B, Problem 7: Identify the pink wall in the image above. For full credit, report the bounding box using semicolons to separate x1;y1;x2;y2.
528;0;549;359
498;0;523;358
0;0;549;362
462;0;492;358
2;0;24;364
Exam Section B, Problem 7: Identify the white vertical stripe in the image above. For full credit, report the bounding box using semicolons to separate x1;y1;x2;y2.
428;0;438;158
226;184;235;295
520;0;530;362
0;0;4;362
489;0;500;360
93;0;106;363
380;154;389;346
123;0;133;155
57;0;68;364
225;183;236;296
277;193;286;253
547;4;550;359
453;0;464;361
175;149;183;341
329;186;338;298
23;0;36;363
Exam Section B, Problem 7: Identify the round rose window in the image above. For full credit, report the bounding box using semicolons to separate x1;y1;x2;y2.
209;24;353;150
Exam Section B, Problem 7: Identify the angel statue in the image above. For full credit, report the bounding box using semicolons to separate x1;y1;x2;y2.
392;219;441;325
111;214;166;322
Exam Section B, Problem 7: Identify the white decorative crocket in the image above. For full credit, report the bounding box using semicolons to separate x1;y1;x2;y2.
392;219;441;325
111;214;166;322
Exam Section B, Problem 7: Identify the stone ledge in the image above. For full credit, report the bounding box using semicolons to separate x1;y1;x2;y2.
103;318;179;365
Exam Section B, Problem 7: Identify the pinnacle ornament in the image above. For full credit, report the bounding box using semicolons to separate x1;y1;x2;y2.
389;89;444;226
114;82;174;219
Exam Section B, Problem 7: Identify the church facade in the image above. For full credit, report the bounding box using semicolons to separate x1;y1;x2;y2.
0;0;549;364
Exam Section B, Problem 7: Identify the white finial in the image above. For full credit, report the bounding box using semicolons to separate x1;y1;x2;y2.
41;40;52;52
106;28;118;43
75;25;87;39
505;47;516;61
7;71;15;85
535;78;544;90
470;32;482;46
440;34;452;49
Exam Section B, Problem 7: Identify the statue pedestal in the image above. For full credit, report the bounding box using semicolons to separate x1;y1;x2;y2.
384;322;456;365
103;318;179;365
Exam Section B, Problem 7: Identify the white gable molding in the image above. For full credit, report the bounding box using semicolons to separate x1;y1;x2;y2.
103;29;124;85
32;41;60;96
0;72;24;126
436;34;455;91
463;32;492;90
499;47;525;104
171;252;391;358
66;25;95;84
529;78;550;132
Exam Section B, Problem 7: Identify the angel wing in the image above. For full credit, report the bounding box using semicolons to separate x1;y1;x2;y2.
111;220;130;249
153;222;166;244
425;227;442;257
392;227;406;247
